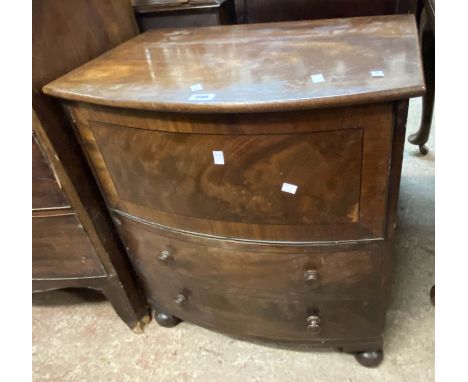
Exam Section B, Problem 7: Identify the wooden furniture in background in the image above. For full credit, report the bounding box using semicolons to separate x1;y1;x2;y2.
408;0;435;155
44;15;425;366
132;0;236;31
242;0;417;23
233;0;245;23
32;0;149;331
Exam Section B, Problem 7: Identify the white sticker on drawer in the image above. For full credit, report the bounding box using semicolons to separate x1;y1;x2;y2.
189;93;216;101
310;73;325;84
370;70;385;78
190;83;203;91
281;182;298;194
212;151;225;165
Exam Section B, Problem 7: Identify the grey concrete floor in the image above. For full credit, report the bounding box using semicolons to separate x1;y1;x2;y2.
32;98;435;382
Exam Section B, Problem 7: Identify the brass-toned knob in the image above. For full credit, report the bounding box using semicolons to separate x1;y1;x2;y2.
304;269;319;285
174;293;187;306
157;249;172;265
306;315;321;332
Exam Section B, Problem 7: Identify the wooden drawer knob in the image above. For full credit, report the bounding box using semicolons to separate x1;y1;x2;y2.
304;269;319;286
174;293;187;306
306;315;321;333
157;249;172;265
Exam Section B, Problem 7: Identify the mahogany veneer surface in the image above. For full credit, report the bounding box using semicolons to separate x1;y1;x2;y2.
44;15;424;357
44;15;424;113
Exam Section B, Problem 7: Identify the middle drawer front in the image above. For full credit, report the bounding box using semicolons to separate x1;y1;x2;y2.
115;213;383;301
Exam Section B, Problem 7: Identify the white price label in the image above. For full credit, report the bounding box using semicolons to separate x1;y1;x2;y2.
370;70;385;78
310;73;325;84
212;151;225;165
281;182;298;194
188;93;216;101
190;83;203;91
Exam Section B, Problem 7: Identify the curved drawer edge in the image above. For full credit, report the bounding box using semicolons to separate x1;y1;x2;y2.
112;209;384;246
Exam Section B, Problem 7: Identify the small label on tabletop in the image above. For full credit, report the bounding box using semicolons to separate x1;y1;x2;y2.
189;93;216;101
310;73;325;84
190;83;203;91
370;70;385;78
212;151;225;165
281;182;298;194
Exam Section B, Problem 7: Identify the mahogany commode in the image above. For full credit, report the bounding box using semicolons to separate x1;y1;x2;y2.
44;15;425;366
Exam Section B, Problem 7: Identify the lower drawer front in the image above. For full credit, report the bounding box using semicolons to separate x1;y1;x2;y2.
32;214;106;279
149;273;384;341
116;214;383;301
116;214;385;341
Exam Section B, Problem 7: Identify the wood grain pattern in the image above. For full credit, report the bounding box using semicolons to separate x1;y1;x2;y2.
32;0;138;94
32;0;149;330
32;214;106;279
43;12;423;359
92;122;363;225
147;275;384;342
69;102;393;242
43;15;425;113
32;133;69;210
116;213;383;301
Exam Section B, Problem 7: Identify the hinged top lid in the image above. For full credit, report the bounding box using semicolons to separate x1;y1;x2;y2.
43;15;425;113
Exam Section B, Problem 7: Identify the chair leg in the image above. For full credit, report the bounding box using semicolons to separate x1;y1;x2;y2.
408;8;435;155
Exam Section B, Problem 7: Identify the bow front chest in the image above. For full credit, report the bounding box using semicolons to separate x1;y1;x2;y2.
44;15;425;366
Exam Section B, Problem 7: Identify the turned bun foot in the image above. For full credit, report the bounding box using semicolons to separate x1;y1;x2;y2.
155;311;181;328
408;133;430;156
354;350;384;367
419;145;429;155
